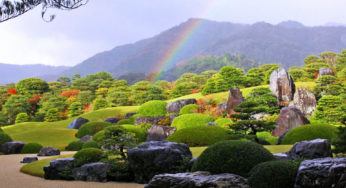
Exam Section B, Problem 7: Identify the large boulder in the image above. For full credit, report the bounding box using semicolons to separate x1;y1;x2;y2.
44;158;75;180
287;139;332;160
21;157;38;163
128;141;192;183
0;141;25;154
269;68;295;106
226;87;244;115
294;157;346;188
79;135;93;143
166;99;197;114
104;117;121;125
290;87;316;117
68;117;89;129
145;171;250;188
146;125;177;141
272;106;309;137
38;147;60;156
134;116;166;126
318;67;334;78
72;162;111;182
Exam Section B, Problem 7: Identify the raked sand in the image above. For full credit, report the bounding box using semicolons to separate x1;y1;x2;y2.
0;152;144;188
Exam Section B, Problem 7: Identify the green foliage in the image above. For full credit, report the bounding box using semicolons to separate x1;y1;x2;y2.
245;68;265;87
66;140;84;151
107;90;130;107
130;81;166;105
15;113;29;124
262;64;280;84
170;82;198;98
171;113;214;130
246;88;279;114
282;124;338;144
214;118;233;129
92;98;109;111
76;122;112;138
3;95;30;123
332;126;346;155
82;141;99;149
137;100;167;117
21;143;43;154
68;102;83;117
179;104;198;115
39;96;66;115
0;132;13;146
303;62;329;79
106;160;133;182
121;124;148;142
248;161;299;188
92;130;105;144
44;108;61;122
167;126;230;147
16;78;49;95
192;140;275;177
311;95;345;123
139;123;152;131
289;68;305;81
73;148;105;166
317;75;336;86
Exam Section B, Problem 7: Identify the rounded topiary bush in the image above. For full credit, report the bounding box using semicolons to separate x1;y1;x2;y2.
137;100;167;117
93;130;105;144
0;133;12;146
116;115;137;125
74;148;104;166
179;104;198;115
82;141;99;149
21;143;43;154
121;125;148;142
192;140;275;177
76;121;112;138
214;118;233;129
282;124;338;144
248;161;299;188
66;140;84;151
167;126;230;147
171;113;214;130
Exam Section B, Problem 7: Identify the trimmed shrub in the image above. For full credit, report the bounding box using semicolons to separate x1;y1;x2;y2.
171;113;214;130
15;113;29;124
82;141;99;149
106;160;133;182
248;161;299;188
0;133;12;146
74;148;104;166
282;124;338;144
137;100;167;117
121;124;148;142
0;128;3;133
167;126;230;147
179;104;198;115
66;140;84;151
214;118;233;129
117;115;137;125
192;140;275;177
21;143;43;154
93;130;105;144
76;122;112;138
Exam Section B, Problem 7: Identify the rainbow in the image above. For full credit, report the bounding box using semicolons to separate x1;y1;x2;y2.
151;1;219;81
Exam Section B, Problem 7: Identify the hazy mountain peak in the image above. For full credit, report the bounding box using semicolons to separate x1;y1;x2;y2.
277;20;305;28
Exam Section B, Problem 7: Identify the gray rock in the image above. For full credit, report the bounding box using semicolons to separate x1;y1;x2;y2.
0;141;25;154
104;117;121;125
38;147;60;156
44;158;75;180
287;139;332;160
273;152;289;161
295;157;346;188
226;87;245;115
79;135;93;143
145;171;250;188
146;125;177;141
72;162;111;182
68;117;89;129
134;116;166;126
318;67;334;78
251;112;270;120
272;106;309;137
269;68;295;106
21;157;38;163
128;141;192;183
126;113;137;119
216;102;227;115
166;99;197;114
206;122;217;126
290;87;316;117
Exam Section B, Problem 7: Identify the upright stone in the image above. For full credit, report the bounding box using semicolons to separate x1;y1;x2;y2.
166;99;197;114
318;67;334;78
272;106;309;137
226;87;244;115
68;117;89;129
290;87;316;117
269;68;295;106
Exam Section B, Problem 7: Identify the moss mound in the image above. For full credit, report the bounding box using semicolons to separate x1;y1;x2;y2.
66;140;84;151
214;118;233;129
282;124;337;144
0;132;12;146
137;100;167;117
74;148;104;166
76;121;112;138
179;104;198;115
21;143;43;154
171;113;213;130
82;141;99;149
121;125;148;142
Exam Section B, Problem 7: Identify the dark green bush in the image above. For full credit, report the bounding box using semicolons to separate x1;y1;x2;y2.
332;126;346;155
82;141;100;149
66;140;84;151
76;122;112;138
93;130;105;144
167;126;230;147
192;140;275;177
282;124;338;144
171;113;213;130
0;128;3;133
0;133;12;146
117;115;137;125
248;161;299;188
21;143;43;154
137;100;167;117
121;125;148;142
179;104;198;115
74;148;104;166
106;160;134;182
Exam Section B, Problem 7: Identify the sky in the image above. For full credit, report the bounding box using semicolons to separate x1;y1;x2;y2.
0;0;346;66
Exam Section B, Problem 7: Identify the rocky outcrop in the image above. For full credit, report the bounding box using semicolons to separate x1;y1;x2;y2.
287;139;332;160
290;87;316;117
72;162;111;182
318;67;334;78
226;87;244;114
104;117;121;125
269;68;295;106
145;171;250;188
126;113;137;119
68;117;89;129
128;141;192;183
134;116;166;126
272;107;309;137
0;141;25;154
21;157;38;163
146;125;177;141
44;158;75;180
166;99;197;114
295;157;346;188
79;135;93;143
38;147;60;156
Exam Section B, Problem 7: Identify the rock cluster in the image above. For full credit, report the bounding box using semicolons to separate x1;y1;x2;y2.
166;99;197;114
72;162;111;182
269;68;295;106
44;158;75;180
134;116;166;126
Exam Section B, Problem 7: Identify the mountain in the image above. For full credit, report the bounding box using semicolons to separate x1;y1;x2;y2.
0;63;69;85
56;18;346;78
